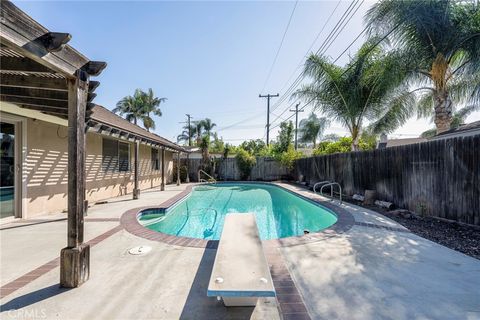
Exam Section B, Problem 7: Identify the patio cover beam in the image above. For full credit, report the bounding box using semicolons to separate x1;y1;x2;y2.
1;1;89;77
0;74;100;93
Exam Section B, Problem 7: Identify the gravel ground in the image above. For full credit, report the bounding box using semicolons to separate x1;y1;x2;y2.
347;199;480;260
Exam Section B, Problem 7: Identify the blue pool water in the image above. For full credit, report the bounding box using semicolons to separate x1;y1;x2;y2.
139;183;338;240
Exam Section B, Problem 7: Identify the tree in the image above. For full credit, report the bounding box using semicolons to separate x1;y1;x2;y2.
199;135;210;163
210;133;225;153
223;143;232;159
298;113;330;148
239;139;267;155
114;88;166;132
366;0;480;134
275;121;295;153
199;118;216;138
295;39;414;151
193;121;204;146
142;88;167;131
177;123;196;145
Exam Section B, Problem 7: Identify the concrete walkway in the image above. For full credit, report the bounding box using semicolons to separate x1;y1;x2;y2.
1;183;479;320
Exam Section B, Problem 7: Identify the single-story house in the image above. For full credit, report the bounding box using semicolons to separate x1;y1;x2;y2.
1;102;187;219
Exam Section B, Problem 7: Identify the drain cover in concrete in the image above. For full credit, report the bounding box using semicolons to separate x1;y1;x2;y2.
128;245;152;255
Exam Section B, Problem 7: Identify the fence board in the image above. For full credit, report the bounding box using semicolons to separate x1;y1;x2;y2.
294;134;480;226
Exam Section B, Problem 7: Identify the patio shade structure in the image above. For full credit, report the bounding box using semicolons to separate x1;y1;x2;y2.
0;0;106;287
1;1;189;288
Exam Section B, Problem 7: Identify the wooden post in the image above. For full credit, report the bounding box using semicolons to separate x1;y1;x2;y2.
133;140;140;199
60;70;89;288
177;152;181;186
161;147;166;191
185;153;190;183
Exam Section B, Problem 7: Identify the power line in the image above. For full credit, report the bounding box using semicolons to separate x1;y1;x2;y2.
269;0;366;130
269;0;361;114
261;0;299;93
217;111;264;132
275;0;342;97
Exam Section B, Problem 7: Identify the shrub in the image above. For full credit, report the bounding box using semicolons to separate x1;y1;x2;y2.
275;147;303;170
313;136;376;155
235;148;256;180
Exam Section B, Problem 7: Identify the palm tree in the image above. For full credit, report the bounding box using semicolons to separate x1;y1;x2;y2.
143;88;167;131
295;39;414;150
421;105;478;138
199;135;210;163
199;118;216;137
299;113;330;148
177;123;196;145
114;89;167;132
193;121;204;146
366;0;480;134
113;89;148;126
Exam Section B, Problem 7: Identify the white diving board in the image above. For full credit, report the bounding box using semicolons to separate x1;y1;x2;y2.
207;213;276;306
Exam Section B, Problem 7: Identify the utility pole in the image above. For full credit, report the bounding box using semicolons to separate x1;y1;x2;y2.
186;114;192;147
259;93;279;146
290;103;303;150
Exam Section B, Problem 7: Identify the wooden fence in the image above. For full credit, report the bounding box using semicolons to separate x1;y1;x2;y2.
294;134;480;226
183;157;290;182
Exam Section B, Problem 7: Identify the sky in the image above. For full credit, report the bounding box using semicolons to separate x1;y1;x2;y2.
13;0;480;145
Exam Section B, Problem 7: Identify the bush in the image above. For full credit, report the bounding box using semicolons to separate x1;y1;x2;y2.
173;165;188;182
275;147;303;170
235;148;256;180
313;136;376;155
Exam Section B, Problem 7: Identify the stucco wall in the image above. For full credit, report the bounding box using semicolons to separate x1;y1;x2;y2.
24;118;175;217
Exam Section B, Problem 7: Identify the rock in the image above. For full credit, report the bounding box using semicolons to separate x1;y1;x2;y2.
389;209;415;219
353;194;365;201
363;190;377;205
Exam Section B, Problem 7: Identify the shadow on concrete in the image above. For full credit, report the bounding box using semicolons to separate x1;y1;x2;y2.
179;245;255;320
0;284;71;311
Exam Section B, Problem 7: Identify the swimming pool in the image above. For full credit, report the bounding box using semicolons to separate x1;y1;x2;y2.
139;183;338;240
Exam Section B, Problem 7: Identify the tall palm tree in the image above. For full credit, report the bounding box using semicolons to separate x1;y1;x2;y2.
199;118;216;137
143;88;167;131
177;123;196;145
193;121;204;146
366;0;480;134
299;113;330;148
295;39;414;150
113;89;148;126
114;89;167;132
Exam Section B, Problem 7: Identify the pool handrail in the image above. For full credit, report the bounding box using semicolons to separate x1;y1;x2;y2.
319;182;343;204
313;181;331;193
198;170;217;183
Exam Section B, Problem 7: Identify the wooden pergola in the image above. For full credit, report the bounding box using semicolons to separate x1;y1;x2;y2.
0;1;105;287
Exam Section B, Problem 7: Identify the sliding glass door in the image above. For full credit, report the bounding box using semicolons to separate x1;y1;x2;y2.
0;122;15;219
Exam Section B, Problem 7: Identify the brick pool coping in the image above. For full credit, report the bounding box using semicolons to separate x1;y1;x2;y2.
120;181;355;248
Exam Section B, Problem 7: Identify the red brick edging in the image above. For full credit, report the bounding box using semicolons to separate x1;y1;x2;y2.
265;246;312;320
120;182;355;248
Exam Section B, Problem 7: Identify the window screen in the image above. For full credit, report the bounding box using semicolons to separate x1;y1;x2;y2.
118;142;130;172
102;138;118;171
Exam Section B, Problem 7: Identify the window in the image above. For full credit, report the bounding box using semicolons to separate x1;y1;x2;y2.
151;148;159;170
118;142;130;172
102;138;130;172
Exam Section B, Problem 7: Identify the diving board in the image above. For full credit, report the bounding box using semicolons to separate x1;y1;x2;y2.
207;213;275;306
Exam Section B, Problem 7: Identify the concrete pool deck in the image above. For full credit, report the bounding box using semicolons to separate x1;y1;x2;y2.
1;183;480;319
